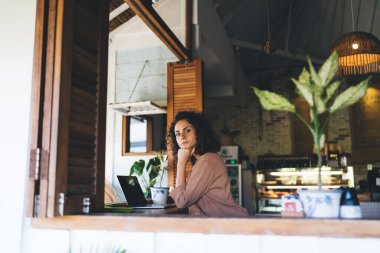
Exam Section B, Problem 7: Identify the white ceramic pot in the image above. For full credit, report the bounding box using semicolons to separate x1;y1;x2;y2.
298;189;342;218
150;187;169;205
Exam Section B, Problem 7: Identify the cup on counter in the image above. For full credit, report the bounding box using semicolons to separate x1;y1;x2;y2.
340;187;362;219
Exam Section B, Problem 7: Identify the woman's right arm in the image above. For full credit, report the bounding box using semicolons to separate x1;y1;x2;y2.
170;156;213;208
175;148;192;187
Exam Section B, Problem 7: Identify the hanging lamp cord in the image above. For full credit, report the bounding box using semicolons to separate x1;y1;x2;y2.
127;59;149;102
350;0;356;32
267;0;272;41
263;0;275;55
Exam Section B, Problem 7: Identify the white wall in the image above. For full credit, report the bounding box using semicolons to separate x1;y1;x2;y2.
0;0;36;252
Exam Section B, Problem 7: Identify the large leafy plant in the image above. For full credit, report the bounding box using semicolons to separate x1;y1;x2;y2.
129;150;168;195
253;51;370;188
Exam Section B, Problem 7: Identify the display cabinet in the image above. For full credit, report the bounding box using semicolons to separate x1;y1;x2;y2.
255;156;354;214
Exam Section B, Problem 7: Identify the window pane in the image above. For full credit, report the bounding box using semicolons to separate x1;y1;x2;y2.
130;117;147;152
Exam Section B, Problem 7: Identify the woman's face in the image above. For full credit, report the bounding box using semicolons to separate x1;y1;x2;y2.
174;119;197;149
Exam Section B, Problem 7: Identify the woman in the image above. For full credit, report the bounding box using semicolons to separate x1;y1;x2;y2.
168;111;248;217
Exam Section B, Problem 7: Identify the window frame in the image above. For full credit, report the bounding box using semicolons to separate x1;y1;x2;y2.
26;1;380;239
121;115;153;156
28;0;192;218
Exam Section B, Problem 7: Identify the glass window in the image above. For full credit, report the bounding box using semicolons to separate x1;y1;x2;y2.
129;117;148;152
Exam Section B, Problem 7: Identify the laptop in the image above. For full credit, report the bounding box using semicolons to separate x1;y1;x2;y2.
116;175;175;209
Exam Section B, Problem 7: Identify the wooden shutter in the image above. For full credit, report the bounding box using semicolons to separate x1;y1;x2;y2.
26;0;49;217
27;0;108;217
167;60;203;186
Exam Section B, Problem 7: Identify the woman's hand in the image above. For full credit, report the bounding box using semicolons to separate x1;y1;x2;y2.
175;146;195;187
177;147;194;165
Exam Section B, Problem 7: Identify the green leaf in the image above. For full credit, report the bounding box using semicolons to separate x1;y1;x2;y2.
329;77;370;113
253;87;296;113
318;51;339;87
149;165;160;182
298;67;311;86
291;77;314;106
324;80;341;103
307;56;321;87
314;95;326;114
130;160;145;176
150;178;157;187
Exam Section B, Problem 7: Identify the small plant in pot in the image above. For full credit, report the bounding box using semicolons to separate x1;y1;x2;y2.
129;150;169;204
149;150;170;205
253;51;370;218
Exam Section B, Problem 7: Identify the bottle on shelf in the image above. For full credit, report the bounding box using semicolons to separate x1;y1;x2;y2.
327;143;339;167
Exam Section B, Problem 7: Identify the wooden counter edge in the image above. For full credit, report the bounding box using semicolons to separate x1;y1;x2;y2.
30;215;380;238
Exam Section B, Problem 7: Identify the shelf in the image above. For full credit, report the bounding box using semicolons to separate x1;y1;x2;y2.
108;101;166;116
259;184;345;190
269;171;343;176
258;197;283;200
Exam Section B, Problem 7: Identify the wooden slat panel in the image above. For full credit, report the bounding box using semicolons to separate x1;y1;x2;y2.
71;72;97;92
68;166;95;176
167;60;203;187
67;184;94;195
65;0;100;208
43;0;63;218
71;112;95;126
41;0;108;216
70;122;96;140
67;176;95;185
27;0;49;217
68;148;95;159
68;157;95;167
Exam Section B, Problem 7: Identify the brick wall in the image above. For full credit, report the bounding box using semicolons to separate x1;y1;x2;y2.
206;100;292;164
205;79;367;184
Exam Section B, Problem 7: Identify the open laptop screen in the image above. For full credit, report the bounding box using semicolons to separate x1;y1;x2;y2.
117;175;147;206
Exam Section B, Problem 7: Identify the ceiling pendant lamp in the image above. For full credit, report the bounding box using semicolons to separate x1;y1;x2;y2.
331;0;380;75
331;31;380;75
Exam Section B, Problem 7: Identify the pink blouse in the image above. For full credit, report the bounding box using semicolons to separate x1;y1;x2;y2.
169;152;248;217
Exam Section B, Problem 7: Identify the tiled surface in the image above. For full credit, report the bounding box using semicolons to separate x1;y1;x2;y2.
23;228;380;253
260;235;318;253
316;237;380;253
204;234;260;253
22;228;70;253
70;230;155;253
155;232;205;253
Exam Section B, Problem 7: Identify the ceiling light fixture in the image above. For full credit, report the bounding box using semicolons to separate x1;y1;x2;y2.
331;0;380;75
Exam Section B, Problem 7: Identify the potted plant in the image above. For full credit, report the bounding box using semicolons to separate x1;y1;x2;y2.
129;150;169;204
149;150;170;205
253;51;370;217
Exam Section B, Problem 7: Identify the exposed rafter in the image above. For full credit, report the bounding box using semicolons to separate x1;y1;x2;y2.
230;39;324;64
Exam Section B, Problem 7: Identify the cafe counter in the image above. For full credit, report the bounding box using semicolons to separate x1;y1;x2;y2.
31;210;380;238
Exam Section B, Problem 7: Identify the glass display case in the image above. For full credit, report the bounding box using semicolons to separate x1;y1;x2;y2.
255;155;354;214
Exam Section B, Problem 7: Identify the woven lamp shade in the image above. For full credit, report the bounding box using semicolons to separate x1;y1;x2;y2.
331;31;380;75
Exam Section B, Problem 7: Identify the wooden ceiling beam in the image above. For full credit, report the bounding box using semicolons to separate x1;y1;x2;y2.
124;0;189;61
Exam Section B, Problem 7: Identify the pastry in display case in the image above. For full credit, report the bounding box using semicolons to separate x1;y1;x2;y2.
255;155;354;214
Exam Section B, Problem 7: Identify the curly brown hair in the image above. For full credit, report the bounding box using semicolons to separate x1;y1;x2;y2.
167;111;220;165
